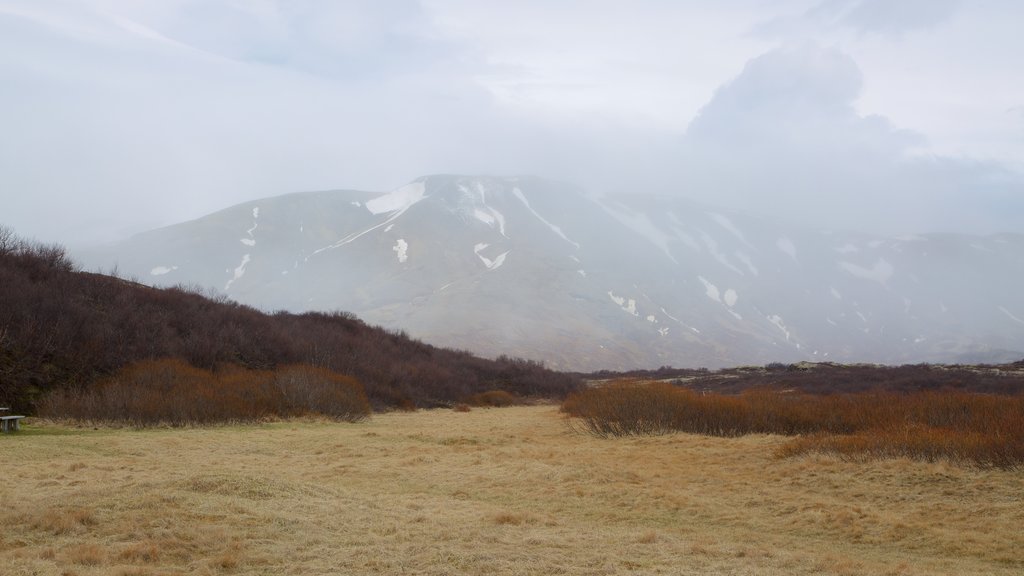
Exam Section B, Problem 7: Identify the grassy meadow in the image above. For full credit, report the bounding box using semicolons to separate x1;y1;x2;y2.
3;405;1023;575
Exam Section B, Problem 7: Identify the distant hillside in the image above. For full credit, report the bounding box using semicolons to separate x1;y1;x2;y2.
0;227;579;413
78;174;1024;370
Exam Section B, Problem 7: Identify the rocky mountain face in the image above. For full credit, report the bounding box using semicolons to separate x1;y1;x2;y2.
76;175;1024;370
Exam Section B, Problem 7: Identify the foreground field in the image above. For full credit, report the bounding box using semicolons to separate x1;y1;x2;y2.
2;406;1022;575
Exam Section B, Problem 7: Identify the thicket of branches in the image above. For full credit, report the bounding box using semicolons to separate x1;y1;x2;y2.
563;380;1024;468
0;226;580;412
583;361;1024;395
39;359;371;425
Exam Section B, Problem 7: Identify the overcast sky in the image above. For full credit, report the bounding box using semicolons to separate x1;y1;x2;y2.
2;0;1023;246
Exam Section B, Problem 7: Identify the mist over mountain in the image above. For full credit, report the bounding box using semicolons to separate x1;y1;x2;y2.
77;175;1024;371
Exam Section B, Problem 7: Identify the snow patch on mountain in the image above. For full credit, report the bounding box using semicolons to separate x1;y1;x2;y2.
766;314;792;342
709;212;749;246
225;254;251;291
608;291;638;316
735;251;758;276
698;276;721;302
999;306;1024;325
312;196;416;256
700;231;743;275
366;182;426;215
240;206;260;246
512;187;579;248
393;239;409;263
667;213;701;252
723;289;738;307
474;243;508;270
660;307;700;334
150;266;177;276
840;258;894;285
597;201;677;263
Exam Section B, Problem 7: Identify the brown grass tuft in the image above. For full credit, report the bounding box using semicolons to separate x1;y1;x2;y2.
65;543;106;566
33;508;97;535
492;511;537;526
118;541;161;563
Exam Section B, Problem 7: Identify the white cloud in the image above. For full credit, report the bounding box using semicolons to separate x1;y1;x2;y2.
675;43;1024;234
0;1;1021;245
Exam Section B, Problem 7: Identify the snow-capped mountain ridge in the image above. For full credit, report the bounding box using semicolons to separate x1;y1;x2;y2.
77;175;1024;370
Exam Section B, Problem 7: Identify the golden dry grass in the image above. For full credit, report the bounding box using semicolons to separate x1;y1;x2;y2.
2;406;1022;575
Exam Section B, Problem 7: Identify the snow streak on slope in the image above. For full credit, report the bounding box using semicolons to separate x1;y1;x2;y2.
709;212;750;247
240;206;260;246
840;258;894;285
225;254;251;291
766;314;794;344
463;182;508;237
661;307;700;334
474;243;508;270
512;187;579;249
601;201;677;263
700;232;743;275
1000;306;1024;326
366;182;426;215
776;237;797;261
310;185;427;257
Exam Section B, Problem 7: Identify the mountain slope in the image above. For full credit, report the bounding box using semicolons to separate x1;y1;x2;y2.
0;230;579;411
77;175;1024;370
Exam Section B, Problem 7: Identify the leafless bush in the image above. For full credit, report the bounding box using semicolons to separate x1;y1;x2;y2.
563;380;1024;468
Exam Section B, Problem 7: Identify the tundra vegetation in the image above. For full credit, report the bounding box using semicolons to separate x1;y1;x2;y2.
3;225;1024;573
3;406;1023;575
563;380;1024;468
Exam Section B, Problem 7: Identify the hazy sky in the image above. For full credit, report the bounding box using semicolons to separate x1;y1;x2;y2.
2;0;1023;246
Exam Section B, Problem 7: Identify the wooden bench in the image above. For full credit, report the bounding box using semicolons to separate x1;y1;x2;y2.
1;416;25;433
0;407;25;433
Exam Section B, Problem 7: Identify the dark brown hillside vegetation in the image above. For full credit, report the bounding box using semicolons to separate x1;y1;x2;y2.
563;380;1024;468
584;360;1024;395
0;226;580;413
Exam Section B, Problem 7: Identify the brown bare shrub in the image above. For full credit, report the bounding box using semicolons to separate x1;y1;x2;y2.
272;364;370;422
563;380;1024;468
38;359;370;426
463;390;523;407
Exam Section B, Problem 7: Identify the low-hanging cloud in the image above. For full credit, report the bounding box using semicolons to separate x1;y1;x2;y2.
674;43;1024;234
0;1;1021;246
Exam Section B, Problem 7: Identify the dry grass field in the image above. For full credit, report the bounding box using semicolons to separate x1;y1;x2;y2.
2;405;1022;575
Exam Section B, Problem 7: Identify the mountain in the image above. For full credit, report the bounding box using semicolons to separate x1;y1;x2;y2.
0;230;579;411
76;175;1024;370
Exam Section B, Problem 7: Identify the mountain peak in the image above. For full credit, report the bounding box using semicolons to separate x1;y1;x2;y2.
75;177;1024;370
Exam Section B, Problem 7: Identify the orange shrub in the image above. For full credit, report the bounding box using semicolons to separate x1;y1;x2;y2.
272;364;370;422
39;359;370;426
563;380;1024;468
